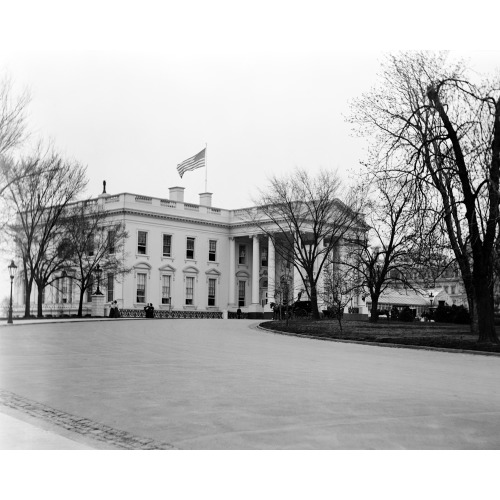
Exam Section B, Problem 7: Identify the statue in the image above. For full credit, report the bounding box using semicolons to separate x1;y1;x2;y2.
103;180;106;194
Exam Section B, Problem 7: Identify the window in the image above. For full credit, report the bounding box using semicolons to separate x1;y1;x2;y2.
108;229;116;254
138;231;148;255
208;278;216;306
261;248;268;267
162;275;171;304
239;245;246;265
163;234;172;257
209;240;217;262
238;280;246;307
107;273;114;302
185;276;194;305
136;273;146;303
186;237;195;259
61;274;72;303
451;285;456;295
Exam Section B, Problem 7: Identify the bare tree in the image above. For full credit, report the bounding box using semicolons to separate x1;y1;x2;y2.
62;199;130;317
0;76;31;235
321;263;360;333
0;75;30;157
7;146;87;316
250;168;366;320
31;227;75;317
350;52;500;344
342;177;424;321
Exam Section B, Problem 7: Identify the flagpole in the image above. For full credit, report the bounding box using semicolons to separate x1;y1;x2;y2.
205;143;208;192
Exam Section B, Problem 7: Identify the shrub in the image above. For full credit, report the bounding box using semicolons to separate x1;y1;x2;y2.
390;306;399;320
433;304;451;323
451;305;470;324
433;304;470;324
399;306;414;322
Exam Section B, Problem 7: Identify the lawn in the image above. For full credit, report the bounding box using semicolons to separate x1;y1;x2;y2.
259;318;500;354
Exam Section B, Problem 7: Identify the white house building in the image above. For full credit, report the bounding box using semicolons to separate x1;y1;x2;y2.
13;185;367;319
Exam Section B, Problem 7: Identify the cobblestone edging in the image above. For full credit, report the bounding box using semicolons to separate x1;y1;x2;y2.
0;389;177;450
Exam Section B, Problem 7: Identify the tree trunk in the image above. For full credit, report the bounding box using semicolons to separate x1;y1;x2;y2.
37;285;44;317
24;277;33;318
369;294;380;322
78;289;85;317
310;281;321;320
472;263;498;344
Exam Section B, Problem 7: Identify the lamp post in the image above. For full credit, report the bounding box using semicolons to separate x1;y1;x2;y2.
7;260;17;324
429;291;434;307
95;264;103;295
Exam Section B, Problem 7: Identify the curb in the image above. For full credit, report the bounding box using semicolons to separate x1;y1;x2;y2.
0;318;140;328
255;323;500;358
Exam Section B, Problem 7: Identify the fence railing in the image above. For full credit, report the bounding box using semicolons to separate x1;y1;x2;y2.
119;309;223;319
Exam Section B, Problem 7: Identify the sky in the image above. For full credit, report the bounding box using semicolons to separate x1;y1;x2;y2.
0;1;498;211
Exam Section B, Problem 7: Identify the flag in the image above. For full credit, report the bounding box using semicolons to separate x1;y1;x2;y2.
177;148;206;178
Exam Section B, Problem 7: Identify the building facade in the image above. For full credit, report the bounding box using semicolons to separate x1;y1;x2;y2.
14;186;367;319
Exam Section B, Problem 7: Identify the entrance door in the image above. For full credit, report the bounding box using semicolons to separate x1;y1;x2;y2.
261;290;268;307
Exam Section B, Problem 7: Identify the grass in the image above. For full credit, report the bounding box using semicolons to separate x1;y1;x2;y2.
259;318;500;354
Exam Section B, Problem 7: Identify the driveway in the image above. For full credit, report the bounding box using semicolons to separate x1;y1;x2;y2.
1;319;499;449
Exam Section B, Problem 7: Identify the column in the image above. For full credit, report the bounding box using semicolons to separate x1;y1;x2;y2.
228;237;236;307
268;236;275;305
252;235;260;305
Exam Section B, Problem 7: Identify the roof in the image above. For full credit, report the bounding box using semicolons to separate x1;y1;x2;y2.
367;289;429;307
366;287;453;307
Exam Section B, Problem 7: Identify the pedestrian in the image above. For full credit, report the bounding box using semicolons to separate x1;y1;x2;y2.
144;303;155;318
114;300;121;318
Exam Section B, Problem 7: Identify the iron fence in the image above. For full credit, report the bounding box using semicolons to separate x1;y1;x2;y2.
119;309;223;319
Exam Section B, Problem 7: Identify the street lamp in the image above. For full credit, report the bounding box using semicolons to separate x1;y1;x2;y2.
7;260;17;324
429;291;434;307
95;264;103;295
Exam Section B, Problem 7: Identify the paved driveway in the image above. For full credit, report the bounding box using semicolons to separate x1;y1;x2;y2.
1;319;500;449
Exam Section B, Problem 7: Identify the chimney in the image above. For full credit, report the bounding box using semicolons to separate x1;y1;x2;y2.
169;186;185;202
199;192;213;207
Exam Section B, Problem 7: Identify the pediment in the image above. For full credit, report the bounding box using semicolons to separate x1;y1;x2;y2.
205;268;221;276
134;261;152;270
183;265;200;274
159;264;176;273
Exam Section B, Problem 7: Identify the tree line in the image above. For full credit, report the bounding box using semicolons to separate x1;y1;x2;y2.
253;52;499;345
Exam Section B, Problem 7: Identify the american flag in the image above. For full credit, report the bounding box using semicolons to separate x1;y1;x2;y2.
176;148;206;178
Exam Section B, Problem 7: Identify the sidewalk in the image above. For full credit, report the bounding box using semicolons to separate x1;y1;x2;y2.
0;317;124;327
0;411;94;450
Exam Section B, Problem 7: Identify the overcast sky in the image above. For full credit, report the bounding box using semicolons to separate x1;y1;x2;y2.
1;1;498;210
0;0;499;300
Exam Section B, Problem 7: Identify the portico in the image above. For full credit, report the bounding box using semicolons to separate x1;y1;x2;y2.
228;234;278;318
